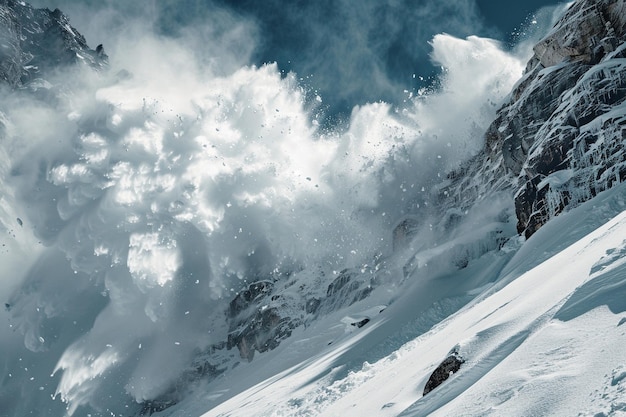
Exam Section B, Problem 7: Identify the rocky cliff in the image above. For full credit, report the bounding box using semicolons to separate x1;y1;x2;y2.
0;0;107;87
444;0;626;239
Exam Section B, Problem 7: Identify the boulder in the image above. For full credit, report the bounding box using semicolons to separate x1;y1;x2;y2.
423;351;465;396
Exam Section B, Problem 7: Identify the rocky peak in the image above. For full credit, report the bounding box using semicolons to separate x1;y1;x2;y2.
534;0;626;67
442;0;626;239
0;0;107;87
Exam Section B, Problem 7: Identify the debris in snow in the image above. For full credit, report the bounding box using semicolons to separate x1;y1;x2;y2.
351;318;370;328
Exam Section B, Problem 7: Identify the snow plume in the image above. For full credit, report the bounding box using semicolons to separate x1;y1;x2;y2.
0;9;524;416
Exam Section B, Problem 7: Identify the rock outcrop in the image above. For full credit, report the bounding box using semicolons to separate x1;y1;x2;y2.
224;268;377;361
423;350;465;395
226;281;287;361
443;0;626;239
0;0;107;87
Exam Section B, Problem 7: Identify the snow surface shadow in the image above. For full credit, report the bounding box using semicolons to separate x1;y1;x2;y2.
499;183;626;283
555;249;626;321
398;296;566;417
314;250;512;387
397;328;531;417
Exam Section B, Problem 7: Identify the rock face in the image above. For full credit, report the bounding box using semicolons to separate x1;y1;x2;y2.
224;268;377;361
0;0;107;87
423;350;465;395
444;0;626;239
323;269;374;307
226;281;291;361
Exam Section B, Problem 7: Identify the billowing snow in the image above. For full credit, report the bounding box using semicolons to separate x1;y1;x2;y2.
0;29;526;416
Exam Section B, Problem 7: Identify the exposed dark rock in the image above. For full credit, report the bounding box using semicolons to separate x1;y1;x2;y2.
326;269;353;297
225;280;307;361
392;217;420;251
227;306;294;361
223;267;380;362
440;0;626;240
533;0;626;67
350;317;370;328
305;297;321;314
317;269;376;315
140;399;177;416
228;281;273;318
423;351;465;396
327;269;373;302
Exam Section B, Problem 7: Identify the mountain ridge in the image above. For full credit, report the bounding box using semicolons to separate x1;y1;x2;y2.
0;0;106;88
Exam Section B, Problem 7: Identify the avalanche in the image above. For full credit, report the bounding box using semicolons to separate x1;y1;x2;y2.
0;2;524;414
2;0;626;416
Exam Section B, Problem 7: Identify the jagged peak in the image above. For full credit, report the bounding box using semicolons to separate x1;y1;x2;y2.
0;0;107;88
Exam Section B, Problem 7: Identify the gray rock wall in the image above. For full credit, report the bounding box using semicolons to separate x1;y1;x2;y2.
0;0;107;88
443;0;626;239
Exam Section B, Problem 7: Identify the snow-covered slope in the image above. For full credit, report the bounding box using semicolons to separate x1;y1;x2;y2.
193;177;626;417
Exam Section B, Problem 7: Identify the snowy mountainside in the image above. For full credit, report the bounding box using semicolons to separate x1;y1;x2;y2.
194;180;626;417
184;0;626;414
1;0;626;416
442;0;626;239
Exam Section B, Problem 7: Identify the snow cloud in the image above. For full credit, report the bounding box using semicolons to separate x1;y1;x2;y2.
0;1;536;414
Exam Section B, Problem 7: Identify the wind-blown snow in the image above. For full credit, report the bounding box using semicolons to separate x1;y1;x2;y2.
0;24;524;415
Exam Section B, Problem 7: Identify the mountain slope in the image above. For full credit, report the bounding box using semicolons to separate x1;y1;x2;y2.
2;0;626;416
176;0;626;414
192;174;626;417
0;0;106;87
443;0;626;239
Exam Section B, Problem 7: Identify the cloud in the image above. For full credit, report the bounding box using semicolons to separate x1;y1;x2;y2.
221;0;491;114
